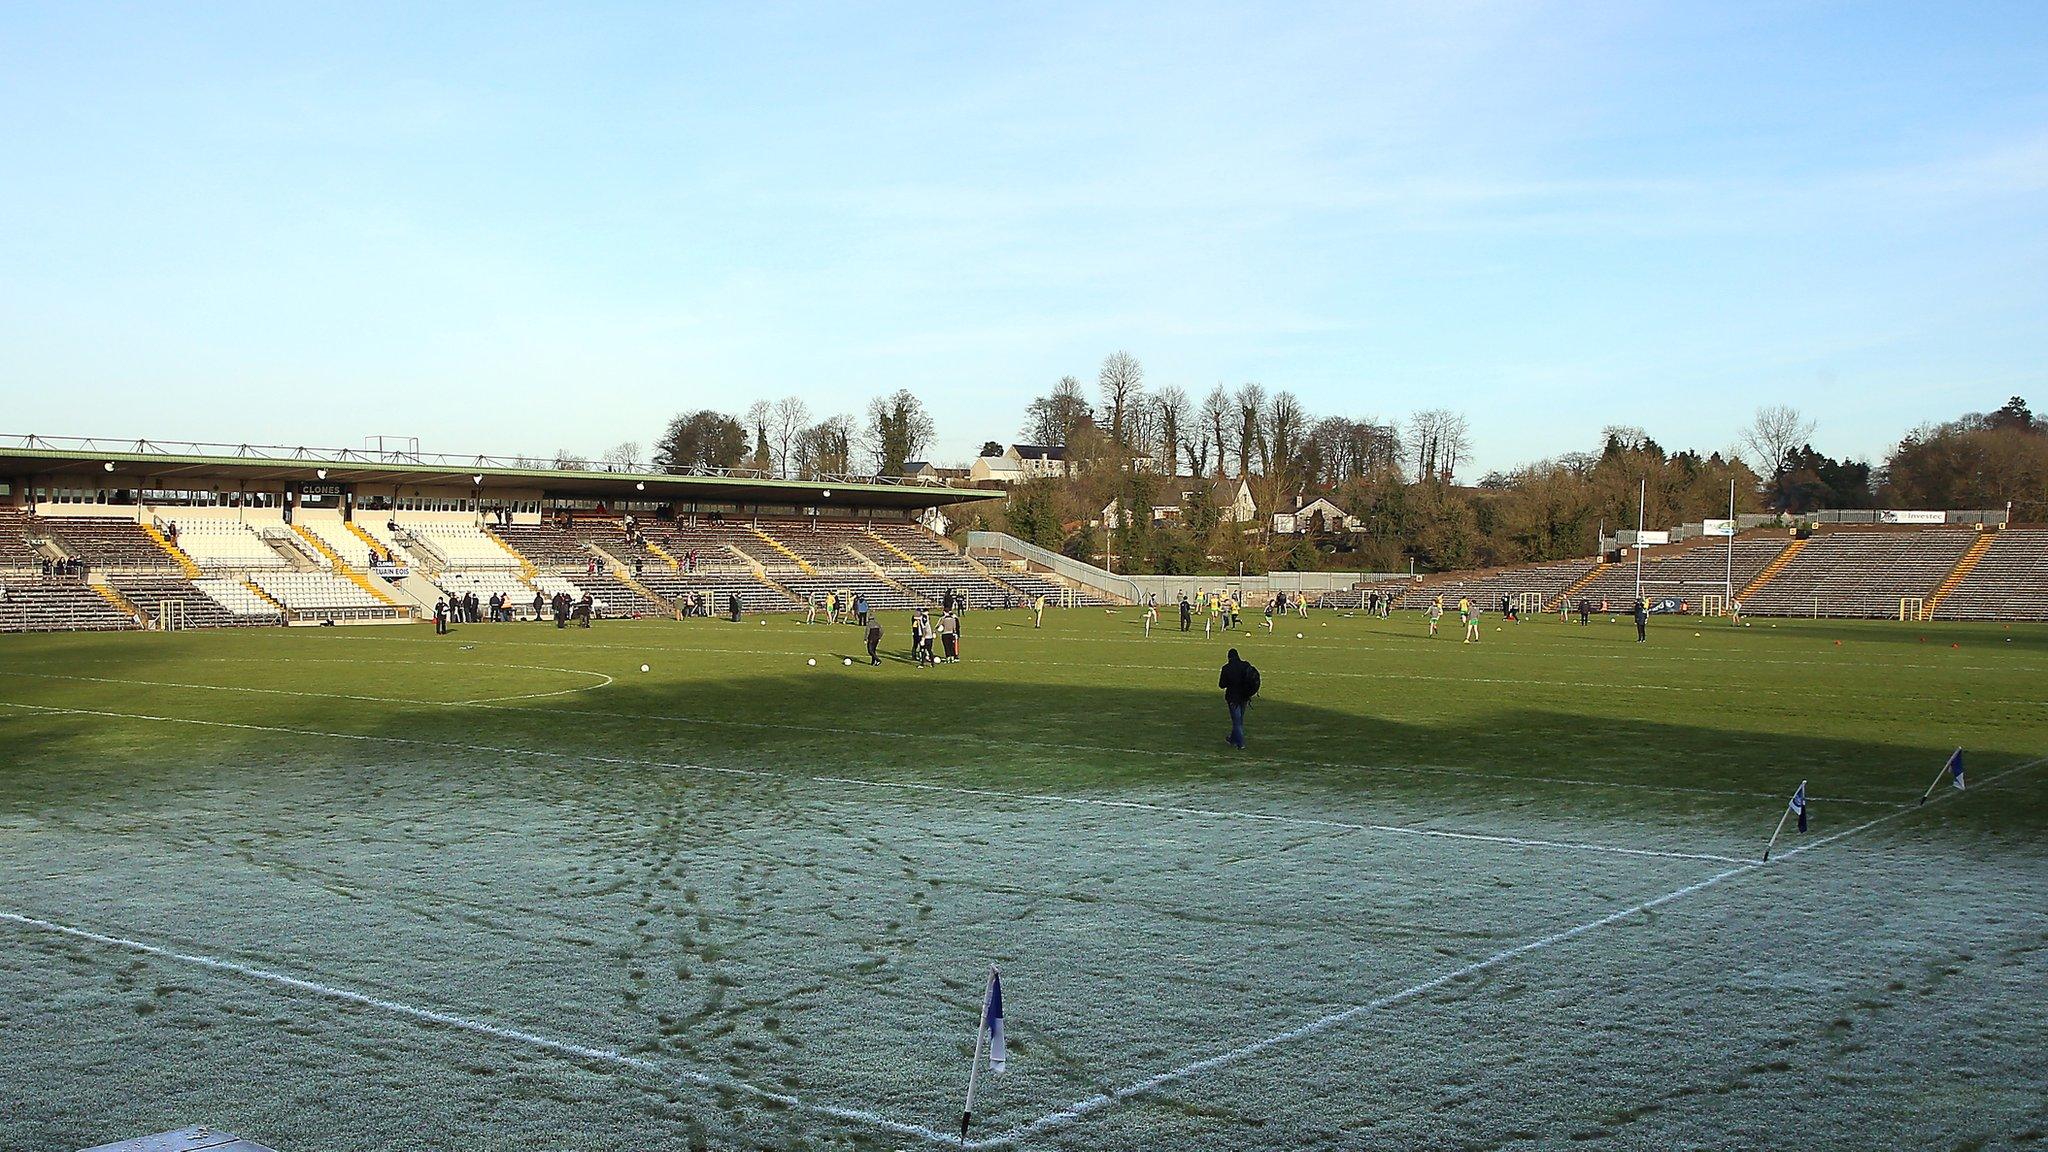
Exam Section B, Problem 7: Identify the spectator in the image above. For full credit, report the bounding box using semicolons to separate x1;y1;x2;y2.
1218;648;1259;749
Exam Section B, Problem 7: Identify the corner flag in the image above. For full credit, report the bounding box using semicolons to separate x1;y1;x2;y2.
984;970;1005;1074
960;965;1006;1144
1789;782;1807;833
1920;747;1967;805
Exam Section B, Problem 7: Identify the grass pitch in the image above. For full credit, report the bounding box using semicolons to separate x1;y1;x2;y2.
2;609;2045;1151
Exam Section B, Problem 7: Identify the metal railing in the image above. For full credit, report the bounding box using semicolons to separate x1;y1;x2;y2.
0;432;961;489
965;531;1143;604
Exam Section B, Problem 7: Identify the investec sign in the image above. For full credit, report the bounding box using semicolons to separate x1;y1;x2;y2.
1878;510;1945;525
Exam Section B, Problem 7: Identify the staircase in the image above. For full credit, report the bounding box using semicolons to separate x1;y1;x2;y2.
141;523;202;578
864;530;932;576
643;538;681;571
747;525;817;575
243;580;286;614
1545;561;1612;612
1923;531;1996;619
91;581;146;626
481;525;542;583
291;523;399;606
1737;537;1806;600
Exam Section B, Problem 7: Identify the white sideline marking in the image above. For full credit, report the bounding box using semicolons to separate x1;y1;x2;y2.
963;753;2048;1149
0;663;616;707
0;700;1735;864
0;910;961;1148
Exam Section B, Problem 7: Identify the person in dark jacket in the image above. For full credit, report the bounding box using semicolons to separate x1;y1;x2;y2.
1179;594;1192;632
1219;648;1257;749
1578;597;1591;626
865;615;883;665
1634;597;1649;643
433;598;448;635
728;593;742;622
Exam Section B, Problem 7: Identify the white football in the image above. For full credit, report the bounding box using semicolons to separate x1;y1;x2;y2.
640;664;649;673
807;658;816;666
843;658;853;666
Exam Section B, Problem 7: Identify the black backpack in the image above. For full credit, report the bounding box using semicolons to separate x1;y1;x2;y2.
1242;662;1261;699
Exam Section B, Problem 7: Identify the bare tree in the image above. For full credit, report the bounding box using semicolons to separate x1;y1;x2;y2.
1233;382;1267;478
772;396;810;478
793;414;855;478
1199;384;1232;477
1098;351;1145;451
1152;386;1190;474
1023;376;1095;446
601;441;641;469
1740;404;1816;477
1408;409;1471;482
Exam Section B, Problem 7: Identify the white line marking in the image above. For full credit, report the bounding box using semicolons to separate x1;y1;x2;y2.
963;752;2048;1148
0;663;616;707
0;700;1729;864
0;910;961;1147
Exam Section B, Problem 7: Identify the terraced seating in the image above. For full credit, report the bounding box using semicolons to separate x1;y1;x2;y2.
404;523;522;568
1930;529;2048;621
494;523;596;570
1396;559;1599;611
113;575;278;627
250;571;390;612
169;518;289;569
41;517;180;570
1741;530;1974;618
867;523;971;568
0;507;45;570
758;520;869;567
436;570;534;607
989;569;1113;606
784;573;926;612
0;579;140;633
894;573;1015;610
193;578;279;619
1575;539;1790;606
637;571;794;613
647;520;763;570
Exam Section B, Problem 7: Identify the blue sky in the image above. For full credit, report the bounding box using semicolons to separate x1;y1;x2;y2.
2;2;2043;477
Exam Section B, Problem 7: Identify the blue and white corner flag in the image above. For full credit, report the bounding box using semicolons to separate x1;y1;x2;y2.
1947;749;1965;791
1789;782;1808;833
984;969;1006;1074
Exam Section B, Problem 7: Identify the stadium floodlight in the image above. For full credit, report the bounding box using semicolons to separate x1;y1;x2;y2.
103;461;115;472
821;489;832;498
315;469;327;480
471;474;483;485
635;481;645;491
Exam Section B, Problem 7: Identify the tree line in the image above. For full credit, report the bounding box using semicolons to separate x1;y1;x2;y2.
555;350;2042;575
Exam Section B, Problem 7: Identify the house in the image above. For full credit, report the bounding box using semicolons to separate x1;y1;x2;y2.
1273;496;1357;535
902;461;970;484
968;444;1069;485
1101;475;1259;529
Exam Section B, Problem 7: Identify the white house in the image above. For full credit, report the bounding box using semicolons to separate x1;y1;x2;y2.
1274;496;1357;535
969;444;1069;485
1102;475;1259;529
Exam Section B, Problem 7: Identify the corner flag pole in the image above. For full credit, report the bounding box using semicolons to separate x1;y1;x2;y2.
959;965;996;1146
1920;747;1963;805
1762;779;1804;862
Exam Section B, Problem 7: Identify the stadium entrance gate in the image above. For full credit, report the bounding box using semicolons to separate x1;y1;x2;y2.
156;600;185;632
